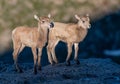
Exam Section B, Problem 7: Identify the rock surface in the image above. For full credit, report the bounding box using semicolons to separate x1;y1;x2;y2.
0;58;120;84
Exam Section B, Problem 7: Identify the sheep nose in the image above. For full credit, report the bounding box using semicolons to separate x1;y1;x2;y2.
89;24;91;28
50;22;54;28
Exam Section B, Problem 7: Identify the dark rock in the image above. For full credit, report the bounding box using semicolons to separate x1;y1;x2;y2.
0;58;120;84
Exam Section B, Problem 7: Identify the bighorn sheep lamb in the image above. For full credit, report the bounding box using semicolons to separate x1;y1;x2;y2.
12;14;54;74
47;14;91;66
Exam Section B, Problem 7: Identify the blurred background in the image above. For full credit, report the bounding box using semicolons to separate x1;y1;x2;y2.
0;0;120;66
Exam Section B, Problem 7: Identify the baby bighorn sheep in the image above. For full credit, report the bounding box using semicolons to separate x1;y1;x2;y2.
12;14;54;74
47;14;91;66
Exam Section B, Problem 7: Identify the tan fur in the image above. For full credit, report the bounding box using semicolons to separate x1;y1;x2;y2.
12;14;52;74
47;14;91;65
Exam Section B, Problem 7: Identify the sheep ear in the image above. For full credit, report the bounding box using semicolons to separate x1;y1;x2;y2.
86;14;90;21
75;14;80;20
34;14;40;21
48;14;51;18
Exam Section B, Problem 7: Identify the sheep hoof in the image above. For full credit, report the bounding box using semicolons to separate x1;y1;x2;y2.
51;61;56;66
18;69;23;73
17;68;23;73
34;66;37;75
54;60;58;64
34;70;37;75
38;66;42;71
16;65;23;73
66;61;71;66
34;71;37;75
75;60;80;65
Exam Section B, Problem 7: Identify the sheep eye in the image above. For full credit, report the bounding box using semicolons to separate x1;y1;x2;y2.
83;21;85;23
42;21;45;23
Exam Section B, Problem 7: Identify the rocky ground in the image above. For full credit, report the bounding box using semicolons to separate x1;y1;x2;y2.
0;58;120;84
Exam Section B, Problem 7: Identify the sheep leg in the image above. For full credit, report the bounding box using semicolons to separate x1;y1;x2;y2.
13;43;25;73
66;43;73;66
74;43;80;65
32;47;38;74
51;40;59;64
37;48;42;71
47;43;54;65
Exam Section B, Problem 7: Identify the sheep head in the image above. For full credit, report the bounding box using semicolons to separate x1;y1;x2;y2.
75;14;91;29
34;14;54;29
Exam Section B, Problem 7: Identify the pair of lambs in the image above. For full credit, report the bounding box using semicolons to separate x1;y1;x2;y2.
12;14;91;74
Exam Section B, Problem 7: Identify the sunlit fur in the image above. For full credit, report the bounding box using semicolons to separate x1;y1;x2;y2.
47;14;91;66
12;14;52;74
